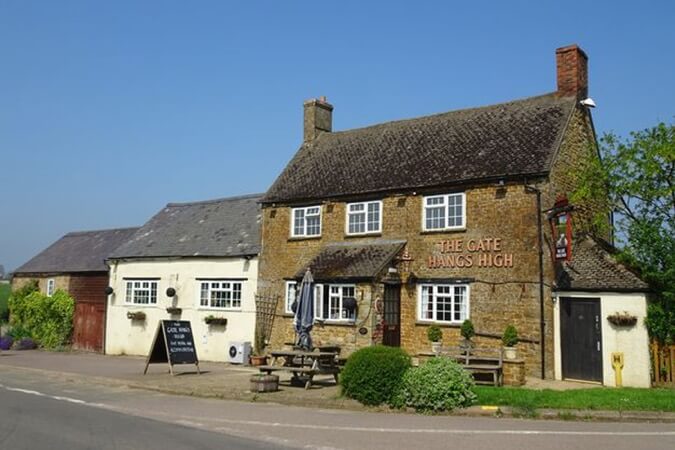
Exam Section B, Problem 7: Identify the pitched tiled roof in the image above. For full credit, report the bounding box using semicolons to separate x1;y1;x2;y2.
14;227;139;274
295;240;406;281
263;93;577;204
109;194;262;259
555;236;649;292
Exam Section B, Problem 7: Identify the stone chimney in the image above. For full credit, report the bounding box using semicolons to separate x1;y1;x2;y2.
556;44;588;99
303;96;333;143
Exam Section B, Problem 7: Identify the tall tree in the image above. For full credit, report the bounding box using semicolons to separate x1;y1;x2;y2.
573;122;675;344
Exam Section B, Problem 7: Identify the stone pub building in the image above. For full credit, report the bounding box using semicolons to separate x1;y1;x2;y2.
259;45;651;386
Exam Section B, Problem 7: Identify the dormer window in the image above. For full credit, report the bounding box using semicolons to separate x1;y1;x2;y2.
346;200;382;235
291;206;322;237
423;193;466;231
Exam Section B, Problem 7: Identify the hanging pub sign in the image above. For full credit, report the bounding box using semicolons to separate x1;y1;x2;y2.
143;320;200;376
549;197;573;261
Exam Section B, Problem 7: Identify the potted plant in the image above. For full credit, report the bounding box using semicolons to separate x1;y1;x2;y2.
460;319;475;352
607;312;638;327
166;306;182;315
250;330;268;366
502;325;518;359
204;315;228;326
427;324;443;354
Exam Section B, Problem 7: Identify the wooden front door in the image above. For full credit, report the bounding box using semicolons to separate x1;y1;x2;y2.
72;302;105;352
383;285;401;347
560;297;603;382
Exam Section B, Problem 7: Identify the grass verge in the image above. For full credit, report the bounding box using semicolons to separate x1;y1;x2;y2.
475;386;675;412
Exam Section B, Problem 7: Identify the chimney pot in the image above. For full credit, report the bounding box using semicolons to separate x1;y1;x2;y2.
556;44;588;99
303;97;333;143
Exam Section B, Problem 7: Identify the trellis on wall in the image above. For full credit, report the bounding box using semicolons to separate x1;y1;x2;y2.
254;290;280;352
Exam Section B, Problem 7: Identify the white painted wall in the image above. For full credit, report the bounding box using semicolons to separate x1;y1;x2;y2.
105;257;258;362
553;291;651;387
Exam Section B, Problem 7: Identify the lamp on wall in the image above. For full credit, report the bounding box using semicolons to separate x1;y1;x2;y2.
166;287;176;297
104;286;114;296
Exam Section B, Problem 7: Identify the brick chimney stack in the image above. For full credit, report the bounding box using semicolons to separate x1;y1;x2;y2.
556;44;588;99
303;96;333;143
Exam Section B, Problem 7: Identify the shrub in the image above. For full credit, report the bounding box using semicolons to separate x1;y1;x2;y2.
340;345;411;406
393;357;477;412
460;319;475;340
9;288;74;349
426;325;442;343
7;280;39;324
6;324;32;340
502;325;518;347
0;283;11;322
13;337;37;350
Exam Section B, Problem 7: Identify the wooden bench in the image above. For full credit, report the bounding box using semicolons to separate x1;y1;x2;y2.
437;346;503;386
259;350;340;389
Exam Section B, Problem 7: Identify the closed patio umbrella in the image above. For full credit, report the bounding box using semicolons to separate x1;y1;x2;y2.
294;268;315;350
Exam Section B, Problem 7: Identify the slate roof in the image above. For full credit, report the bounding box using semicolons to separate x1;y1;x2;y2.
109;194;262;259
555;236;650;292
14;227;139;274
295;240;407;281
263;93;577;204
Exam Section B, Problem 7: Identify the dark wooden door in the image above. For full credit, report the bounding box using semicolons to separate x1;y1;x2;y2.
72;302;105;352
560;297;603;382
383;285;401;347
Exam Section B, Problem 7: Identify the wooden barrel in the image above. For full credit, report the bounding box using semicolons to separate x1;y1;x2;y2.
250;374;279;392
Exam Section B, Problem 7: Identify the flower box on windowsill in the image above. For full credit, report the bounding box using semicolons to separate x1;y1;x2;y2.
204;316;228;326
166;307;182;315
127;311;146;321
607;312;638;327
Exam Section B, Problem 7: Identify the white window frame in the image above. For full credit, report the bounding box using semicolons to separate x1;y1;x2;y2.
422;193;466;231
417;284;470;324
345;200;383;235
198;280;243;310
124;280;158;305
46;278;55;296
291;205;322;237
315;283;356;322
284;280;297;314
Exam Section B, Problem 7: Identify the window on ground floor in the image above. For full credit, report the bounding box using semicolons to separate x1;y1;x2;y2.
315;284;356;322
199;280;242;309
125;280;158;305
418;284;469;324
46;278;55;296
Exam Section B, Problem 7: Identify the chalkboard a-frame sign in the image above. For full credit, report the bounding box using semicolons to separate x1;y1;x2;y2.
143;320;201;376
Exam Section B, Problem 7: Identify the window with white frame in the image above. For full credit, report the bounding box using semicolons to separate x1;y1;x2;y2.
291;206;321;237
125;280;158;305
346;200;382;235
423;193;466;231
419;284;469;323
46;279;55;296
284;280;297;314
315;284;356;322
199;280;242;309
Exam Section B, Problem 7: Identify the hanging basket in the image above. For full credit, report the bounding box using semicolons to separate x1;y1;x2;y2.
607;312;638;327
205;316;228;326
127;311;146;321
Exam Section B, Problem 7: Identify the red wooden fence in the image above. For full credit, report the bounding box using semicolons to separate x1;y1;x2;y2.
651;341;675;387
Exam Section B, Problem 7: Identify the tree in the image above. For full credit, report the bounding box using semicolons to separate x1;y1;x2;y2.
572;122;675;344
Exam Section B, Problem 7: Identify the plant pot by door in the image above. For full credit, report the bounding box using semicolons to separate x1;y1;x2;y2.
503;346;517;360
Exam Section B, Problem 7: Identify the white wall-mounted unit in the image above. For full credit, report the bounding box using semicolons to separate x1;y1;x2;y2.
228;341;251;364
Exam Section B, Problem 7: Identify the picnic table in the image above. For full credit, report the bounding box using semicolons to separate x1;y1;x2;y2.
258;349;341;389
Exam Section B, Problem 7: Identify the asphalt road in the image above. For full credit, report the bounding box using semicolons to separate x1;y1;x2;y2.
0;366;674;450
0;388;284;450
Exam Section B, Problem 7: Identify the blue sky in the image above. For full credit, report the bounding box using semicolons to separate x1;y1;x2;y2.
1;1;673;271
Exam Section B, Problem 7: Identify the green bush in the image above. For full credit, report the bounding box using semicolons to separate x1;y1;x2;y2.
393;357;477;412
9;287;74;349
340;345;411;406
0;283;11;322
426;325;442;343
502;325;518;347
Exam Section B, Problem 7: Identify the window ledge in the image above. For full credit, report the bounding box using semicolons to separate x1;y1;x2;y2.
415;321;462;328
287;235;322;242
420;228;466;235
344;232;382;239
315;320;356;328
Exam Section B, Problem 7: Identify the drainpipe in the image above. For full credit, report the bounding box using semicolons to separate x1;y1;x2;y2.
525;184;546;380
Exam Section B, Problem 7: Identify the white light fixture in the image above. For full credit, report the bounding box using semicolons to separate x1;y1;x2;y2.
580;98;596;108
